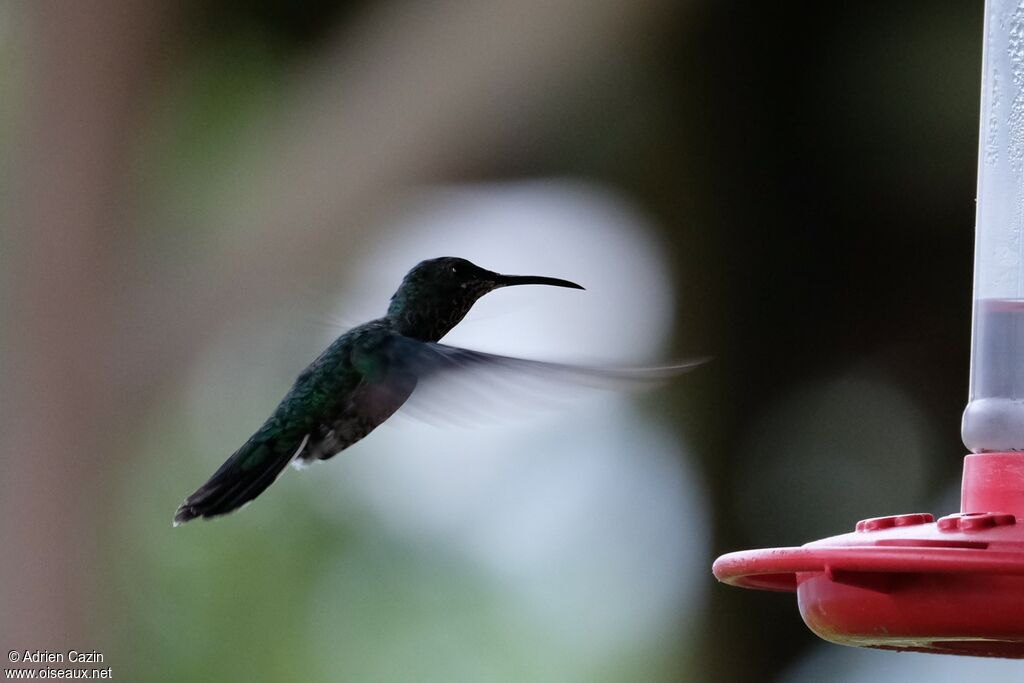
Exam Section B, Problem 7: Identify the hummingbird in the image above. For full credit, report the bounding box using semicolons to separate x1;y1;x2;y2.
174;256;700;525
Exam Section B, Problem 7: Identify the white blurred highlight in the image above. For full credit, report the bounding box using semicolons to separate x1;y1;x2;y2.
309;180;707;668
339;180;676;362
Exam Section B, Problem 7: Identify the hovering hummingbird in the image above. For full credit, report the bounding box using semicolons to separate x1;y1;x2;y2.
174;256;700;525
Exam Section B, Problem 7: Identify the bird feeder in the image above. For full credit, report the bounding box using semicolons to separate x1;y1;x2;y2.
713;0;1024;658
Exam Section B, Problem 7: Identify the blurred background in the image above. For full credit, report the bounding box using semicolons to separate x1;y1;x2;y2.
2;0;1022;681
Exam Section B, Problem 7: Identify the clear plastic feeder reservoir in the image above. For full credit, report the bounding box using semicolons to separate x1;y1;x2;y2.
962;0;1024;452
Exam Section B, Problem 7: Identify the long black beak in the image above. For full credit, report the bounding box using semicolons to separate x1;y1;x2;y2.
492;273;585;290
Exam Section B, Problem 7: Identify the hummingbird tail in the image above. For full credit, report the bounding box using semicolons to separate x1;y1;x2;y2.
173;433;308;525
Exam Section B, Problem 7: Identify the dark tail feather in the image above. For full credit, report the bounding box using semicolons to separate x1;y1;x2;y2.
173;434;308;525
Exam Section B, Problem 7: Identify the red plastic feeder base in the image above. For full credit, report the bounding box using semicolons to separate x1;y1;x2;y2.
713;453;1024;658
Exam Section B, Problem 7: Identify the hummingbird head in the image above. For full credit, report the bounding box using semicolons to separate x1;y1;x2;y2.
387;257;584;341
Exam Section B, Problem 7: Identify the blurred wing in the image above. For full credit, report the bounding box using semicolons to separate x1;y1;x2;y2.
386;336;706;426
